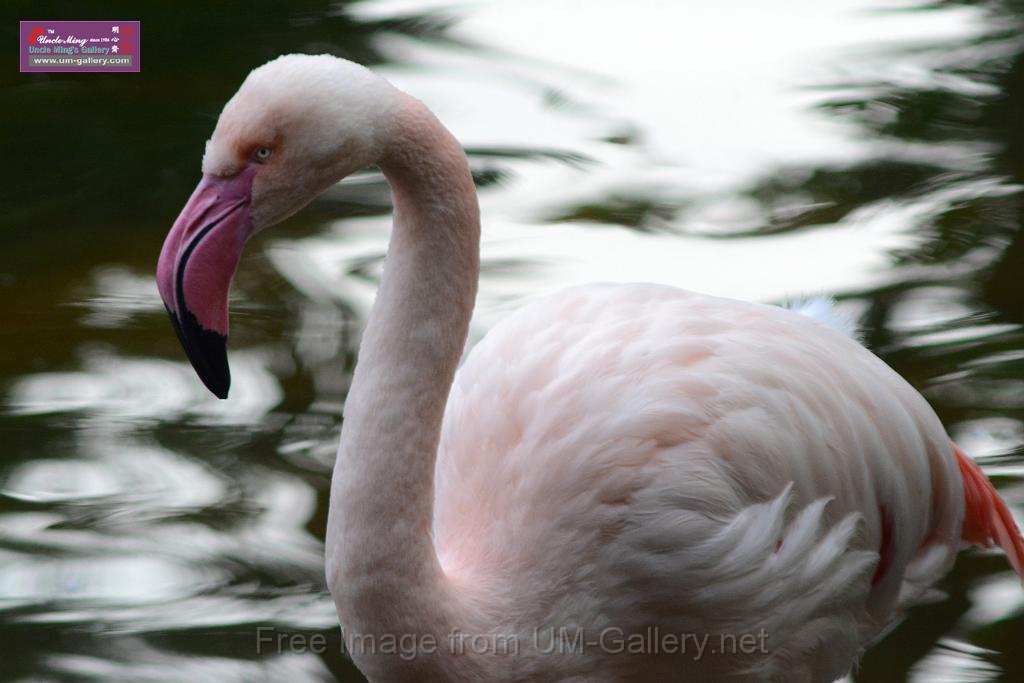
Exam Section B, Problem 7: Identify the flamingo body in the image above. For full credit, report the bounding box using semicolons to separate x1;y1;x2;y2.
435;283;959;681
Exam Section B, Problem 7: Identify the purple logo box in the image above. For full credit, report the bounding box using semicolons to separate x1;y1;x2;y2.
20;20;140;73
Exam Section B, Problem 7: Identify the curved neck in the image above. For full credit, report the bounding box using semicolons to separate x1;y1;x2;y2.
325;94;480;678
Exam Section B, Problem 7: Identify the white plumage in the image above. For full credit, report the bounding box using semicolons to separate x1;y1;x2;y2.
434;284;959;681
783;296;860;340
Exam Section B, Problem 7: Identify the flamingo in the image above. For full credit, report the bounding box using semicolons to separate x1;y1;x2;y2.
156;54;1024;682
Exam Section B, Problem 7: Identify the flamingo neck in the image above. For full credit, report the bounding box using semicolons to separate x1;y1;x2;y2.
326;94;480;677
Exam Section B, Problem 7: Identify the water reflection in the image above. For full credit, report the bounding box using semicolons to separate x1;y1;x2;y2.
3;0;1024;680
9;348;283;425
910;639;1003;682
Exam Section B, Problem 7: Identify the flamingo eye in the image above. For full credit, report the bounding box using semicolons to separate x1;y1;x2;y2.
253;146;273;162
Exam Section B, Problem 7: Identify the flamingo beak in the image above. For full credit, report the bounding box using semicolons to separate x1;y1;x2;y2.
157;167;257;399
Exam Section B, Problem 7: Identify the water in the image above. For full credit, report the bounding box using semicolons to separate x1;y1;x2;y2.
3;0;1023;680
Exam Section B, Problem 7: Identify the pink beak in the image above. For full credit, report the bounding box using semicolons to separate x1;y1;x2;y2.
157;167;257;398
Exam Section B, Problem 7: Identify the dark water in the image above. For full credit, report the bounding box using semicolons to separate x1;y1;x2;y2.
3;1;1024;680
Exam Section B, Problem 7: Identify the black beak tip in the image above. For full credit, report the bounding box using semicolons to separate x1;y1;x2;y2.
164;305;231;400
201;367;231;400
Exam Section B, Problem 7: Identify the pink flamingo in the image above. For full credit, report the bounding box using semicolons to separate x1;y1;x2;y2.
157;55;1024;682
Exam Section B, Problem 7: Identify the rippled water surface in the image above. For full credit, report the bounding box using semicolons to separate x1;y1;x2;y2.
4;1;1024;680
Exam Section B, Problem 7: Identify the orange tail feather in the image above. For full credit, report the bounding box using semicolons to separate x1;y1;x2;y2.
954;443;1024;580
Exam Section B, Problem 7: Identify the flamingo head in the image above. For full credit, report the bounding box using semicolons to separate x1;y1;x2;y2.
157;54;401;398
